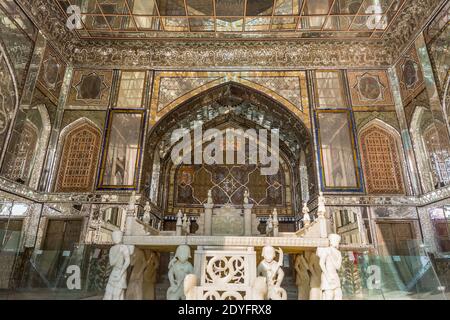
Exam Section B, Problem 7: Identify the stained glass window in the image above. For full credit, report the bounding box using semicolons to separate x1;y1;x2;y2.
360;125;404;194
55;123;101;192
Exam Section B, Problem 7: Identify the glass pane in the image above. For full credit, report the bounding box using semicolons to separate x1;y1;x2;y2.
299;16;327;29
318;112;358;187
246;0;273;16
186;0;214;15
134;16;162;29
155;0;186;16
162;17;189;31
303;0;332;15
216;18;243;31
272;16;298;30
274;0;302;15
101;113;143;186
116;71;146;108
215;0;244;16
131;0;158;14
332;0;364;14
189;17;215;31
315;71;345;108
245;17;271;31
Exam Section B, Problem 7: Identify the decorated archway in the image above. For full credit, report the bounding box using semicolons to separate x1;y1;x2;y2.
142;82;315;230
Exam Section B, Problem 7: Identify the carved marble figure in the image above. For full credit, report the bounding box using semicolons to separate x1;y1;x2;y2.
103;231;133;300
167;244;194;300
294;253;310;300
257;245;287;300
317;234;342;300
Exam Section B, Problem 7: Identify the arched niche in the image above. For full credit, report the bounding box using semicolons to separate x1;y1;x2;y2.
358;119;408;195
53;117;102;193
142;82;315;218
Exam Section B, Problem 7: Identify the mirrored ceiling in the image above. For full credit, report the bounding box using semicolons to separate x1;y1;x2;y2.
57;0;406;40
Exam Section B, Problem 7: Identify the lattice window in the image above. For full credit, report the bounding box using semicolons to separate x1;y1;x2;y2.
4;121;38;183
360;125;404;194
56;123;101;192
424;125;450;186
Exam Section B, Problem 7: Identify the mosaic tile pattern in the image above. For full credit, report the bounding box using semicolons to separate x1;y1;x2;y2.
395;45;424;104
157;75;222;112
67;69;113;107
151;71;309;128
37;45;66;102
241;76;303;111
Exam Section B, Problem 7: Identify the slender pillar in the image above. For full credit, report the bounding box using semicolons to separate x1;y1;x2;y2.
40;65;74;191
243;204;253;236
203;203;213;236
388;67;422;195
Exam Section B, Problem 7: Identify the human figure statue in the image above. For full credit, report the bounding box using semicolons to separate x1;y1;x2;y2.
186;218;191;234
143;251;159;300
184;274;198;300
257;245;287;300
126;247;149;300
207;189;213;204
244;190;250;204
143;201;151;224
103;231;133;300
266;215;273;236
251;276;268;300
316;234;342;300
176;210;183;235
306;251;322;300
302;202;311;227
167;245;194;300
272;209;279;236
128;191;137;213
317;191;326;217
294;253;310;300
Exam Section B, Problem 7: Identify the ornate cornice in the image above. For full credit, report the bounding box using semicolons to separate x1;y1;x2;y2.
16;0;447;69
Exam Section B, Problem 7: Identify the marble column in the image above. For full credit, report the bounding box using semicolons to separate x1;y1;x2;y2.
203;203;213;236
243;204;253;236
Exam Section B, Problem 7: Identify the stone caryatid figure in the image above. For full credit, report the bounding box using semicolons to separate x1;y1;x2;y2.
167;245;194;300
294;253;310;300
103;231;134;300
143;251;159;300
306;251;322;300
302;202;311;227
257;245;287;300
143;201;151;224
126;247;149;300
316;234;342;300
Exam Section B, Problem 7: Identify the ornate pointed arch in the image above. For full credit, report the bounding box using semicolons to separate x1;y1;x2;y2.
359;119;406;194
54;117;102;192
